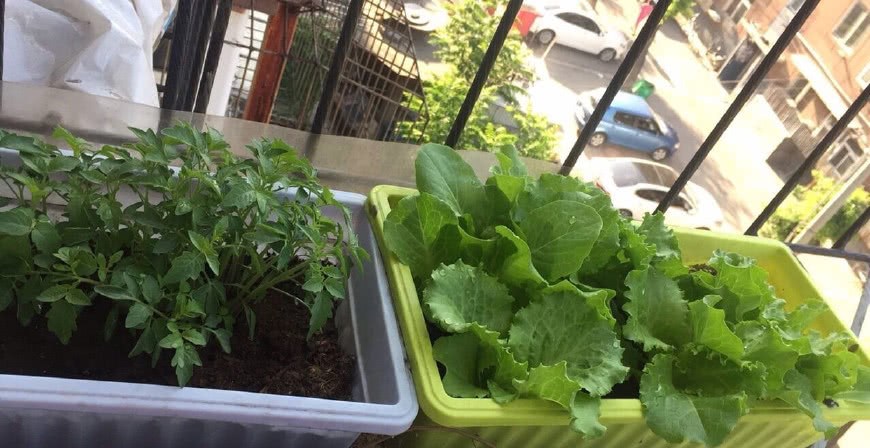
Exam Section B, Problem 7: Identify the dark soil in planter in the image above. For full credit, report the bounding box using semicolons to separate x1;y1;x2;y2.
0;291;355;401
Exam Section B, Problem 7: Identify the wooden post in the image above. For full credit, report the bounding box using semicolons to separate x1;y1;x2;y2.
243;2;300;122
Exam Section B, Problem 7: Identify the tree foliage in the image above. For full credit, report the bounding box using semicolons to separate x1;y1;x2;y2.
431;0;535;96
407;0;558;160
760;170;870;244
665;0;697;21
397;71;557;160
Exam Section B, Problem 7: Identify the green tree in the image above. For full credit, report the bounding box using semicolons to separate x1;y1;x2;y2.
430;0;535;100
665;0;697;21
397;71;557;160
760;171;870;245
405;0;558;160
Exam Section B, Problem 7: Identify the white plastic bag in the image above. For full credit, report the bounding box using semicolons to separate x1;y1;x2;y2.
4;0;175;107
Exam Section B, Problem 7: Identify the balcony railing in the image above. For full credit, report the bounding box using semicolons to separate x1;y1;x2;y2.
0;0;866;412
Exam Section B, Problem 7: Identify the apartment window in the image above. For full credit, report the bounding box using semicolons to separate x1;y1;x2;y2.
812;114;836;138
727;0;753;23
829;137;865;176
834;2;869;49
786;76;810;102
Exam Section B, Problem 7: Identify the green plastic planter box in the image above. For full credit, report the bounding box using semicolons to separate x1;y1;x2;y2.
367;185;870;448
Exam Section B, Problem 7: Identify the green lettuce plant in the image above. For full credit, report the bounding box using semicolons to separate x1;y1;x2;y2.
0;124;364;386
382;143;869;446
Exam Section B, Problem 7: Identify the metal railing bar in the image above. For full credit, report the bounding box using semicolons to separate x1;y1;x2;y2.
851;270;870;336
0;0;5;81
746;84;870;235
161;0;196;110
311;0;365;134
183;0;219;111
655;0;821;214
194;0;233;114
444;0;525;148
559;0;673;175
787;243;870;263
833;206;870;249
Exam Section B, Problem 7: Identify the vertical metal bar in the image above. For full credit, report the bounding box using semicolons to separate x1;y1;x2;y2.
184;0;219;111
161;0;196;110
559;0;672;174
745;84;870;235
444;0;525;148
851;270;870;336
194;0;232;114
656;0;821;214
0;0;5;81
833;206;870;249
311;0;365;134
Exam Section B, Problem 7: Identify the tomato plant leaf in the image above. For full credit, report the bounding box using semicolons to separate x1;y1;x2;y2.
0;208;34;236
163;252;203;284
37;285;71;303
46;299;78;344
188;231;219;274
125;303;153;328
65;288;93;306
94;285;137;301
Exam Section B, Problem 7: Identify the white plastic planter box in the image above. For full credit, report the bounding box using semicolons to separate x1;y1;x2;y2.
0;148;417;448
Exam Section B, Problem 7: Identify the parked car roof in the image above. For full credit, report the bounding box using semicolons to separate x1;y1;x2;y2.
612;92;654;117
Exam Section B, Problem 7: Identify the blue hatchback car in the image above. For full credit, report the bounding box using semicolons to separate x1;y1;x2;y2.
575;88;679;160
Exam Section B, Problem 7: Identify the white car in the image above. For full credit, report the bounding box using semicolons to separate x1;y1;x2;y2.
577;158;725;230
530;6;629;62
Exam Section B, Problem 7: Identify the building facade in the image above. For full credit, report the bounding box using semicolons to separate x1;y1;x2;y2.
698;0;868;181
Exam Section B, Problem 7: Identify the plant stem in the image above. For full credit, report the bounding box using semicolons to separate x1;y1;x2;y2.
268;286;310;310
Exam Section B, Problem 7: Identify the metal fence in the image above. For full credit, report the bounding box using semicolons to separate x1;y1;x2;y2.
144;0;870;332
0;0;866;420
152;0;428;143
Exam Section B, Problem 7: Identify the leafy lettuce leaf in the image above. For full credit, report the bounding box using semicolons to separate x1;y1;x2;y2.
414;143;485;220
693;251;776;321
774;369;837;438
383;193;460;278
424;262;515;334
640;353;748;447
515;199;602;282
433;323;528;401
689;296;744;361
623;267;692;351
512;174;620;274
383;145;870;446
509;283;627;396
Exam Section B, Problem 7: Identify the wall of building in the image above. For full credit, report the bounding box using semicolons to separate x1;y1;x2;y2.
744;0;788;37
797;91;829;128
800;0;870;100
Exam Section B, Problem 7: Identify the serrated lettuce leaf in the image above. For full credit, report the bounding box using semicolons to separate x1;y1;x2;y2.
433;323;527;401
689;296;744;361
640;354;748;447
509;284;627;396
383;193;460;278
623;267;692;351
424;262;514;334
516;199;602;282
